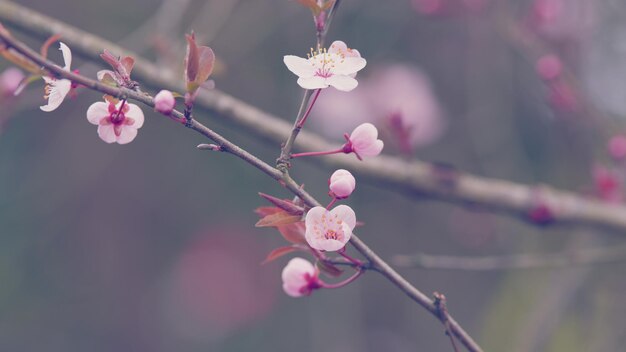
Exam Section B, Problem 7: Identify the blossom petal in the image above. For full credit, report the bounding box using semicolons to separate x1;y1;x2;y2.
328;40;348;55
316;238;346;252
284;55;316;78
350;123;379;142
125;103;145;129
39;79;72;112
116;127;138;144
59;42;72;70
86;101;110;125
333;57;366;76
97;124;117;144
330;204;356;229
358;139;384;157
326;75;358;92
297;76;328;90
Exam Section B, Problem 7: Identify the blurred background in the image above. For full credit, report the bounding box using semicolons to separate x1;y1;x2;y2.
1;0;626;351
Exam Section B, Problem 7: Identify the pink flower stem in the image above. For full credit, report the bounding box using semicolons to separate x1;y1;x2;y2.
290;147;345;158
326;197;338;210
319;268;364;289
114;99;127;121
296;88;322;129
338;247;364;266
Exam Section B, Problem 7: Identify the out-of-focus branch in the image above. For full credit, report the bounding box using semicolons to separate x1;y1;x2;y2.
393;244;626;270
0;25;483;352
2;0;626;235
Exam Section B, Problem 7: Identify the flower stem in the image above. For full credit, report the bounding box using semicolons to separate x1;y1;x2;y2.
320;269;364;289
296;88;322;129
290;147;345;158
326;197;338;210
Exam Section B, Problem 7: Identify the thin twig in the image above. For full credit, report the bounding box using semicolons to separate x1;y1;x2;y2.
393;244;626;271
0;27;483;352
3;0;626;234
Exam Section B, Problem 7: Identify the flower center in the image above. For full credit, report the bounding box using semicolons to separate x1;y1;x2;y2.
324;229;340;240
308;47;345;78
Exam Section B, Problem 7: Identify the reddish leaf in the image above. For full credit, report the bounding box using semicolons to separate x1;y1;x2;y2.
276;222;307;244
195;46;215;85
258;192;304;215
254;206;282;217
255;211;301;227
317;260;343;277
40;34;62;58
261;246;299;264
184;33;199;86
120;56;135;76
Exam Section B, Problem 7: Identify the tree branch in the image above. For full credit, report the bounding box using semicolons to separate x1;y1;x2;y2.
393;244;626;270
0;20;483;352
2;0;626;235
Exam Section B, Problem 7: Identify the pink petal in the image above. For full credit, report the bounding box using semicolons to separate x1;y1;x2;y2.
330;204;356;229
350;123;379;143
125;103;145;128
97;124;117;143
305;206;327;229
59;42;72;70
326;75;358;92
358;139;384;157
297;76;328;90
39;79;72;112
116;127;138;144
86;102;109;125
283;55;316;78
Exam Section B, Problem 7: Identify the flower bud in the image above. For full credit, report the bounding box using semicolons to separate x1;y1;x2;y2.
154;90;175;114
608;135;626;161
281;258;320;297
329;169;356;198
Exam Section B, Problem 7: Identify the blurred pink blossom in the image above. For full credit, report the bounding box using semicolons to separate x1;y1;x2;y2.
161;229;277;342
411;0;487;16
608;135;626;161
529;0;596;41
312;64;445;152
0;67;24;96
281;257;320;297
305;205;356;251
593;165;623;203
329;169;356;199
536;54;563;81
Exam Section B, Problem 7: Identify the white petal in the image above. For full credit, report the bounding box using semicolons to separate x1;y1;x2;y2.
333;57;366;75
86;101;109;125
284;55;316;78
316;238;346;252
59;42;72;70
297;76;328;90
97;124;117;144
326;75;358;92
330;204;356;229
40;79;72;112
116;127;138;144
328;40;348;55
125;103;145;129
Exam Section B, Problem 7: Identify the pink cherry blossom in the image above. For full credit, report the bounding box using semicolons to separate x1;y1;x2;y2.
281;257;320;297
154;90;175;114
329;169;356;199
608;135;626;161
536;54;562;81
0;67;25;97
305;205;356;251
345;123;384;159
311;64;445;151
593;165;623;203
40;42;73;112
283;40;366;92
86;100;144;144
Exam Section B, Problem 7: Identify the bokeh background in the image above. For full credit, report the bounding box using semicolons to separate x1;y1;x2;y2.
2;0;626;351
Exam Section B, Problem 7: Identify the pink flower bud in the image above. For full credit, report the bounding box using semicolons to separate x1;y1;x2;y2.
154;90;175;114
608;135;626;161
329;169;356;199
281;257;320;297
345;123;384;159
